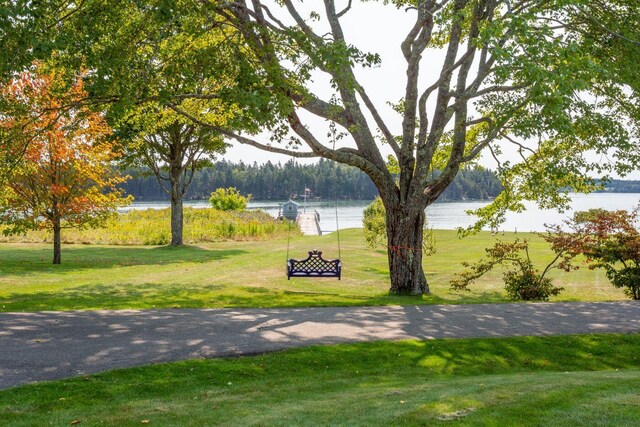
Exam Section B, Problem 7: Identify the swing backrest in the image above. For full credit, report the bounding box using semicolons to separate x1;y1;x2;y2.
287;250;341;280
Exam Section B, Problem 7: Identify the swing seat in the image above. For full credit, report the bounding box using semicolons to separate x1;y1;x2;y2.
287;250;341;280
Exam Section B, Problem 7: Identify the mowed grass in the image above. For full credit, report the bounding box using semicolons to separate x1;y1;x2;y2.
1;334;639;426
0;229;626;312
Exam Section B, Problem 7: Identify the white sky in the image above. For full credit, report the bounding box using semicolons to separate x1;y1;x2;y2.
220;1;640;180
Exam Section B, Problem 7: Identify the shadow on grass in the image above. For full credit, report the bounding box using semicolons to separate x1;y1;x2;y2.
377;290;506;306
0;278;510;311
0;277;504;311
0;245;248;276
0;282;232;311
0;284;411;311
435;291;507;305
2;335;640;426
274;334;640;378
3;333;640;398
361;266;391;278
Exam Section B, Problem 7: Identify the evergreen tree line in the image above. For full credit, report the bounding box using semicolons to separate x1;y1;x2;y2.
120;159;503;201
598;180;640;193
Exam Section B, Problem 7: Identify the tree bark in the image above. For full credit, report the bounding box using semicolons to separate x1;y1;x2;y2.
385;200;429;295
53;217;61;264
170;164;184;246
170;193;184;246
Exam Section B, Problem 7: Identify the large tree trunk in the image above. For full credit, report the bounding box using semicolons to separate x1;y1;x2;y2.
385;201;429;295
52;217;61;264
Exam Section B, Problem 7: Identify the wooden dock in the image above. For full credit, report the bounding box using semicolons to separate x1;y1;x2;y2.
297;211;322;236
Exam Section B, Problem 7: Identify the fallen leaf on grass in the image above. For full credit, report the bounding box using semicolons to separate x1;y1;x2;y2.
70;420;81;425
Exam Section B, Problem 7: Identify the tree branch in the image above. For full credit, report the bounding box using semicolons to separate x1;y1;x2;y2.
48;0;87;29
355;84;401;156
291;92;349;128
282;0;325;44
287;109;389;187
166;101;317;158
414;0;469;189
336;0;353;19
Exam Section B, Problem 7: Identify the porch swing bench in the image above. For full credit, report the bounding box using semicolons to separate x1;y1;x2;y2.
287;250;342;280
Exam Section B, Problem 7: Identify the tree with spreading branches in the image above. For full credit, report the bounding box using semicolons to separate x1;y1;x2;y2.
1;1;639;293
119;104;228;246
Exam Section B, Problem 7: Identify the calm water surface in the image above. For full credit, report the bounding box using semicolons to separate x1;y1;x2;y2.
125;193;640;233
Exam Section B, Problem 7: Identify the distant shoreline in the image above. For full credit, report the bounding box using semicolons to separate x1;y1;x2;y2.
121;193;640;233
126;190;640;203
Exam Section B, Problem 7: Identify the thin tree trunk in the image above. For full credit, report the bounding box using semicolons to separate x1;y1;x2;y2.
385;202;429;295
170;164;184;246
170;192;184;246
53;217;61;264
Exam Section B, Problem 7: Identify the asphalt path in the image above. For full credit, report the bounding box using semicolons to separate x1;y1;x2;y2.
1;302;639;390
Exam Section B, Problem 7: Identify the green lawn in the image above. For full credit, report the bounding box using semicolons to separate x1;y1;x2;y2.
1;334;639;426
0;229;626;312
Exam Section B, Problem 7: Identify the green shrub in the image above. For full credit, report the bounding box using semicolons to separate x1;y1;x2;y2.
209;187;251;211
503;269;564;301
608;267;640;300
566;208;640;300
451;239;566;301
362;196;387;249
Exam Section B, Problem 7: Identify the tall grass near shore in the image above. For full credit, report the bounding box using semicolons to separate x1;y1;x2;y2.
0;208;298;245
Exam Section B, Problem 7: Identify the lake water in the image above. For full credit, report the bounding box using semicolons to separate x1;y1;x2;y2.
124;193;640;233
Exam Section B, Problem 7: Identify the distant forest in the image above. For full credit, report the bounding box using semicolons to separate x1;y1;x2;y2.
120;159;503;202
599;180;640;193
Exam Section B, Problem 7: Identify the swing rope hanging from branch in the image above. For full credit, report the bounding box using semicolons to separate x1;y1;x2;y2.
285;124;342;280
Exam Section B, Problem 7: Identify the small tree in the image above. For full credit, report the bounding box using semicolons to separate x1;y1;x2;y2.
569;208;640;300
209;187;251;211
0;66;131;264
120;105;227;246
450;238;575;301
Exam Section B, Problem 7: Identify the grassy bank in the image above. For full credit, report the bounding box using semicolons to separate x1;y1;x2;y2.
0;229;626;312
1;334;639;425
0;207;298;245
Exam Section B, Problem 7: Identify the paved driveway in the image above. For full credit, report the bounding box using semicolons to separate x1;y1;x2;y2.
1;302;638;390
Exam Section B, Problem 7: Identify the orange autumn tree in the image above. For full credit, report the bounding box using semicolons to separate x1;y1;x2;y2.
0;66;131;264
